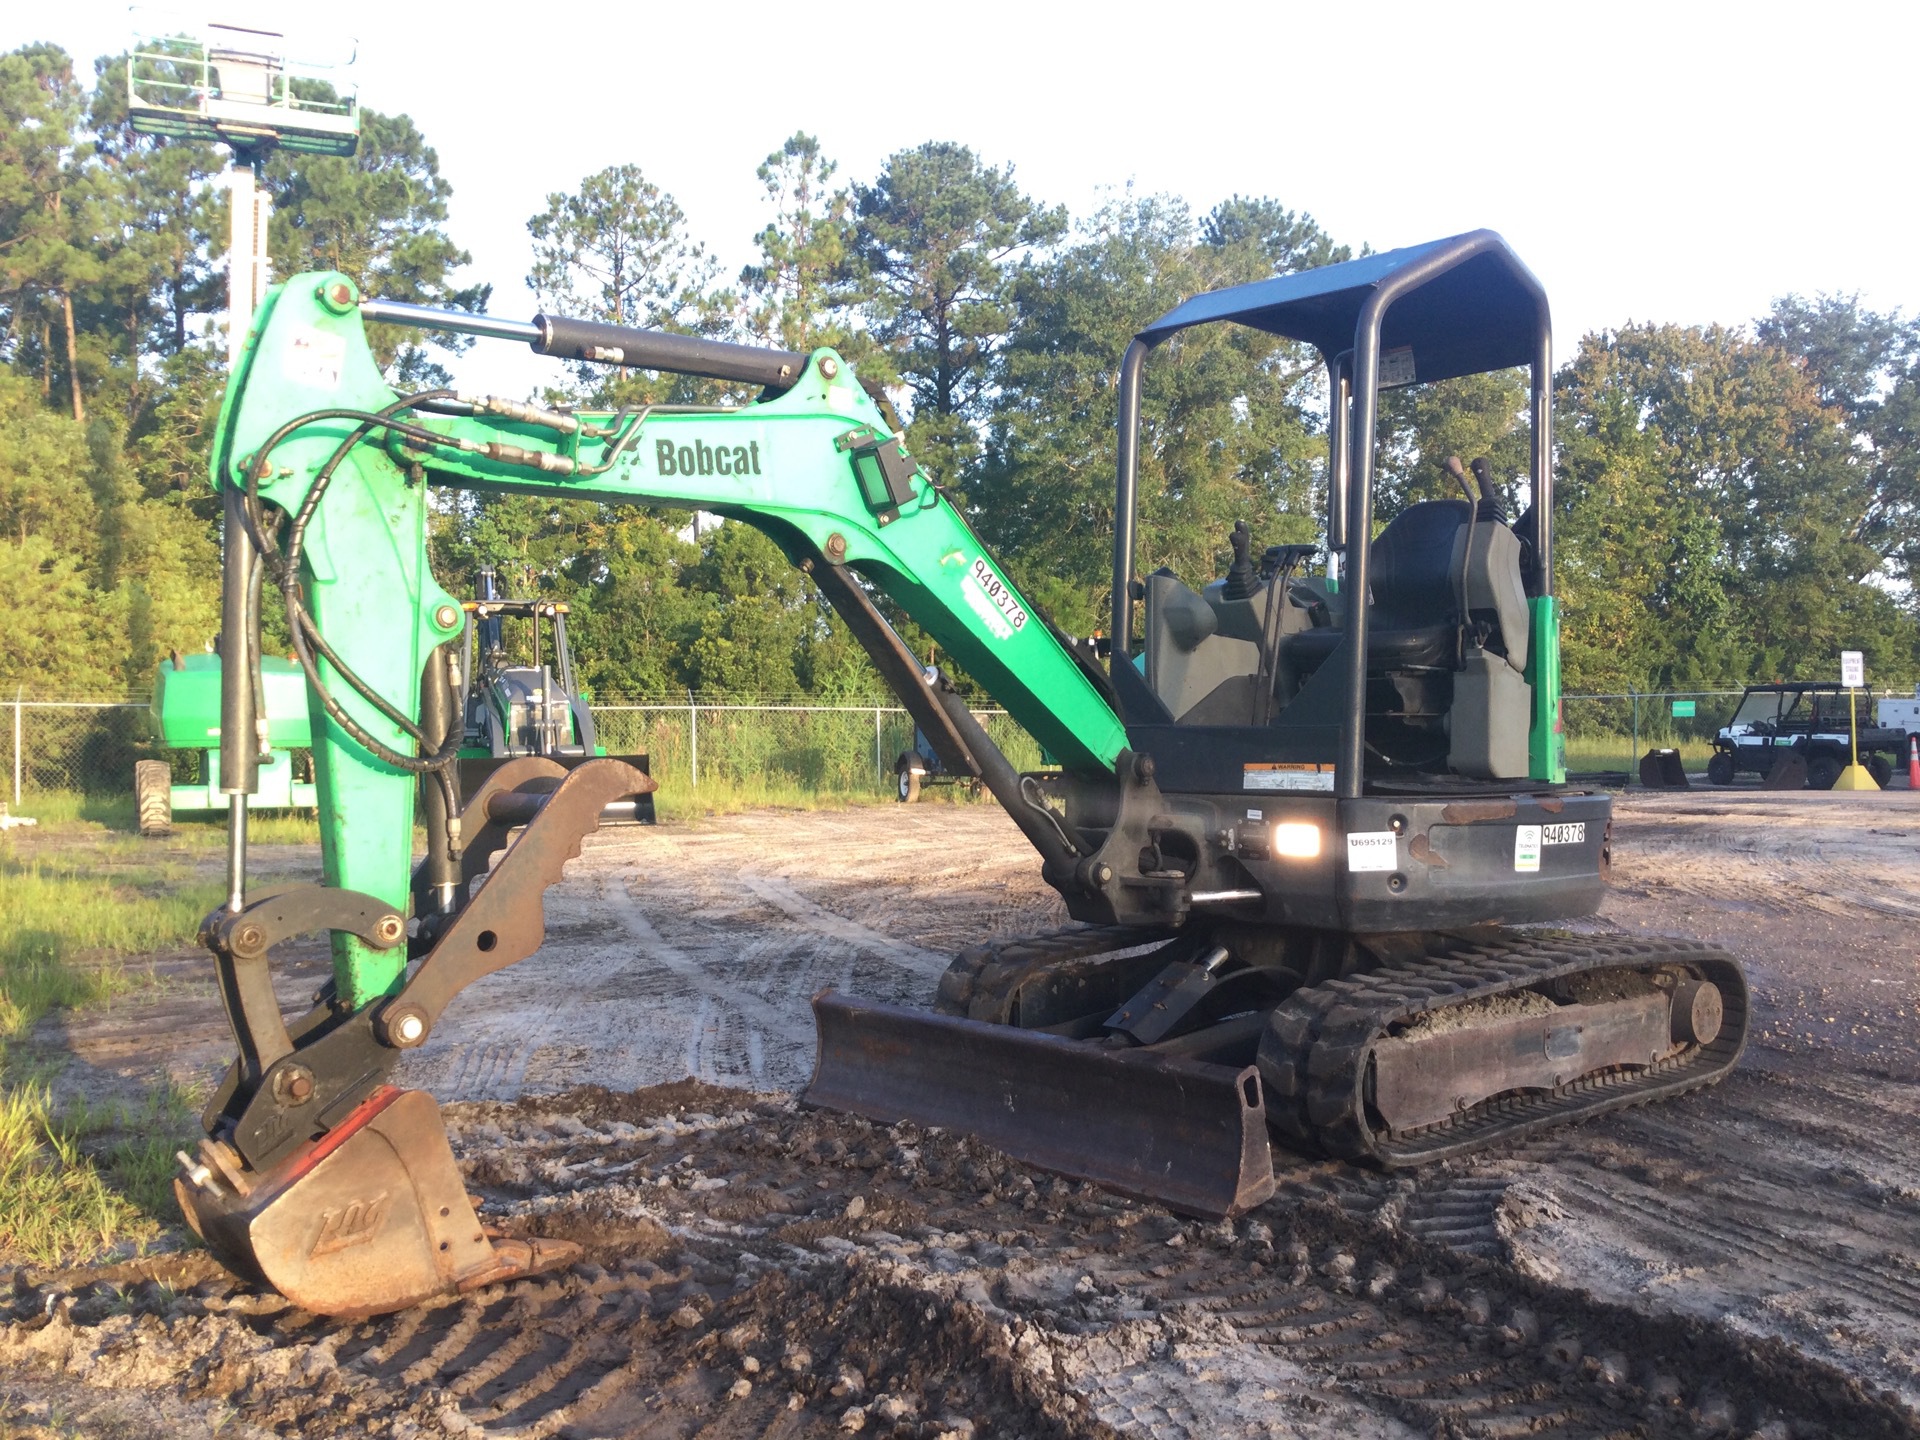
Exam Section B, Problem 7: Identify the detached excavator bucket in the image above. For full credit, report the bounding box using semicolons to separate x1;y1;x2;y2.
807;991;1275;1219
1763;750;1808;790
1638;748;1690;789
176;1086;578;1319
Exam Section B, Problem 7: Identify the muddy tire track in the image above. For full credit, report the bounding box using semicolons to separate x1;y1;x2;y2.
7;1086;1916;1439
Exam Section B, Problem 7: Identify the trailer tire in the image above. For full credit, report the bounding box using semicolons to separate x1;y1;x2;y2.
896;766;921;803
1706;752;1735;786
1807;754;1843;791
134;760;172;837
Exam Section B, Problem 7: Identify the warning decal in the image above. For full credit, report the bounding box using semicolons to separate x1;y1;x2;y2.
1244;762;1335;792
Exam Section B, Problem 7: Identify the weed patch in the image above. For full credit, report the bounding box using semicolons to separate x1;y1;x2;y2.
0;836;213;1265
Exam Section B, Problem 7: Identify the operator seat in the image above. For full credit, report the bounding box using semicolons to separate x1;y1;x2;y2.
1281;498;1535;778
1283;500;1472;673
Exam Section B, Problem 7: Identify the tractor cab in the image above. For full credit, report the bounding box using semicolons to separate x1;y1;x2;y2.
461;566;597;761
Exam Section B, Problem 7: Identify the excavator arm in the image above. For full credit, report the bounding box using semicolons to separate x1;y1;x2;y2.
178;274;1144;1313
214;274;1132;1007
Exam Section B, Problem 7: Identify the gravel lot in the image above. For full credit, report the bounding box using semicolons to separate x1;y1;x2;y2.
5;786;1918;1438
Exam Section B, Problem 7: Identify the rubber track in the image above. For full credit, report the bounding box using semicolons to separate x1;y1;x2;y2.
933;924;1167;1018
1260;934;1750;1166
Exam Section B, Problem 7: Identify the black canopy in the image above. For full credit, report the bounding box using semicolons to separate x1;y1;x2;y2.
1137;229;1548;385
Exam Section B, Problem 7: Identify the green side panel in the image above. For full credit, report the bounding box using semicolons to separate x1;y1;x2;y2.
211;275;460;1008
171;749;312;812
154;655;313;749
1525;595;1566;783
151;657;222;747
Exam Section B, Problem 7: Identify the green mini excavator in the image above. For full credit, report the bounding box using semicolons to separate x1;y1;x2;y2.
178;232;1745;1318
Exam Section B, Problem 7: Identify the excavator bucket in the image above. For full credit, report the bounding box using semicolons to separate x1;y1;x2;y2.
175;1087;578;1319
806;991;1275;1219
1763;750;1808;790
1638;748;1690;789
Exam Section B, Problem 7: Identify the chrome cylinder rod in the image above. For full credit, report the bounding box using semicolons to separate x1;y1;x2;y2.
358;298;540;344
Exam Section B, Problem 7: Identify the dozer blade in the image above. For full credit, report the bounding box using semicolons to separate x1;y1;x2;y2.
807;991;1275;1219
175;1086;577;1319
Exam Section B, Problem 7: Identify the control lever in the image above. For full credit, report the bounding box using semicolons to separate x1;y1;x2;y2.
1223;520;1257;600
1468;457;1507;522
1253;544;1319;726
1446;456;1477;655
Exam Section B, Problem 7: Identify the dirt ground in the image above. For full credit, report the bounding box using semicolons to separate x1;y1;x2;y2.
4;785;1919;1438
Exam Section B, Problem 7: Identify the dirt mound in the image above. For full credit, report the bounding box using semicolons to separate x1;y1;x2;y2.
4;1083;1915;1438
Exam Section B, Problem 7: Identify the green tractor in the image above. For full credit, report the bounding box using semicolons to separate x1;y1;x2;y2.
135;651;318;837
453;566;654;821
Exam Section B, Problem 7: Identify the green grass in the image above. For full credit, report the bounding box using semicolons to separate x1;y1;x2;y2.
0;831;220;1265
19;789;321;845
647;773;986;821
1565;733;1715;777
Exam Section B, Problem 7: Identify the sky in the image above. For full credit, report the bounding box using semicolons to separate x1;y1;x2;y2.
11;0;1920;398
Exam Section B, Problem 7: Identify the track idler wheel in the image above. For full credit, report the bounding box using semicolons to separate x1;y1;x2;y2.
175;1086;578;1319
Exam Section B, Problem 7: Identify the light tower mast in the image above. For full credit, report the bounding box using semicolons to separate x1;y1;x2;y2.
126;21;361;910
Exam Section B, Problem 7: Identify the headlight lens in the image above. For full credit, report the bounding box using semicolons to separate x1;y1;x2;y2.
1271;822;1321;859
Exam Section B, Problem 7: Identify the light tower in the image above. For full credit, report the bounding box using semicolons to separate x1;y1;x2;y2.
126;21;361;909
126;20;360;363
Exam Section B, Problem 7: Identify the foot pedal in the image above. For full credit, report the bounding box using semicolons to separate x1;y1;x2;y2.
176;1087;575;1319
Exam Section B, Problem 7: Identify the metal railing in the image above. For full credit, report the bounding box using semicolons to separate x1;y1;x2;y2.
126;33;359;155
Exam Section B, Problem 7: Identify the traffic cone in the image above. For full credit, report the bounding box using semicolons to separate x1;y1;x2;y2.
1909;733;1919;790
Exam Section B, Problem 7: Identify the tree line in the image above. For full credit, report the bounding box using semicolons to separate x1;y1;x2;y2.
2;40;1916;706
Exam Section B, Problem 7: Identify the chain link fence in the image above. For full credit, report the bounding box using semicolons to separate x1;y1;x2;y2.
1;699;153;804
7;687;1917;806
0;696;1050;806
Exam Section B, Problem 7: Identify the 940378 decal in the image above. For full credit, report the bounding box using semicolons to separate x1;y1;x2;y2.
961;556;1028;640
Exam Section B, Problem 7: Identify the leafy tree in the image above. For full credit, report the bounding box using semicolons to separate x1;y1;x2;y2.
1375;369;1532;518
530;164;720;336
974;192;1340;636
82;47;224;413
740;132;861;356
679;523;818;697
849;142;1065;487
265;107;487;385
0;371;93;548
0;44;92;421
1759;294;1920;591
1555;321;1919;690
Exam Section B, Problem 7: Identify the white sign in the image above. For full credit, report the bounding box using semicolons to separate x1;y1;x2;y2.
1841;650;1865;688
1379;346;1417;388
1347;831;1398;873
287;327;346;390
961;556;1028;641
1514;825;1542;873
